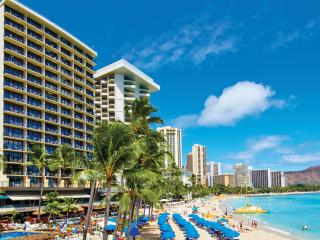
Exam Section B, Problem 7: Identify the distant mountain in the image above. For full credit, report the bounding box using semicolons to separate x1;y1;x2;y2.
285;165;320;185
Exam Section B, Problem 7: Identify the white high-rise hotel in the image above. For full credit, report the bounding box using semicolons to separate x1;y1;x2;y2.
0;0;96;188
94;59;160;123
157;126;182;168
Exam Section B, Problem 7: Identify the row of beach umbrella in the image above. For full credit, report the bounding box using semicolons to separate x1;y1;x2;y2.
158;213;176;240
188;214;240;240
172;213;199;239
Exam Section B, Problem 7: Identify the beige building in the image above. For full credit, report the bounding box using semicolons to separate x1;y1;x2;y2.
0;0;96;189
94;59;160;123
157;126;182;168
214;174;235;187
186;144;207;185
234;164;252;187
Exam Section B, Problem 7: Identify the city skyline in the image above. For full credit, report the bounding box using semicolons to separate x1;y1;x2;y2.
19;0;320;172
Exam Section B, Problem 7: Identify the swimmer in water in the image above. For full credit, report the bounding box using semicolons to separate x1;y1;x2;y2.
302;225;309;231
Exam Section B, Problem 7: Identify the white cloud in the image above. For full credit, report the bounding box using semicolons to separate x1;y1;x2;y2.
122;17;238;69
283;153;320;163
227;135;288;161
172;114;198;129
172;81;290;128
269;18;320;51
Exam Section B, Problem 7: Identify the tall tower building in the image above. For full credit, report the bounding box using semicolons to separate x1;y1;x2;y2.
157;126;182;168
271;171;287;187
234;164;252;187
0;0;96;188
252;169;272;188
206;162;221;186
187;144;207;185
94;59;160;123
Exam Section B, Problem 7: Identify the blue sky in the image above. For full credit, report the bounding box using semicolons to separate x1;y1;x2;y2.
22;0;320;172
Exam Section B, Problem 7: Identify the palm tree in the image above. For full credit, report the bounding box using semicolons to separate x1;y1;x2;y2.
49;145;81;186
62;197;78;218
28;145;50;221
93;121;134;240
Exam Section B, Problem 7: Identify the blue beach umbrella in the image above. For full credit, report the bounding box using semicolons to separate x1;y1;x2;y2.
219;218;228;223
104;224;116;231
160;224;172;232
130;226;140;237
161;231;176;239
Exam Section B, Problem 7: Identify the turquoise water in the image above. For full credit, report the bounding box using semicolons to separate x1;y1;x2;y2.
224;193;320;240
0;232;40;239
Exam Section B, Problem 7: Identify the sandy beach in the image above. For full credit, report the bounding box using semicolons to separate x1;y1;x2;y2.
161;196;296;240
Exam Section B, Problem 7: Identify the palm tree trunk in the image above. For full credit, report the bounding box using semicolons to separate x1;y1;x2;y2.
112;205;121;239
135;199;141;220
143;200;146;216
126;196;136;240
103;182;112;240
121;211;127;237
83;180;96;240
38;171;44;222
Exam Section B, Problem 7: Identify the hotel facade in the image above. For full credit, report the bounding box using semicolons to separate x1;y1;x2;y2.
157;126;182;168
0;0;97;210
94;59;160;123
186;144;207;185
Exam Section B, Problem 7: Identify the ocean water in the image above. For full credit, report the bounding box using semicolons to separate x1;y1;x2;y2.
224;193;320;240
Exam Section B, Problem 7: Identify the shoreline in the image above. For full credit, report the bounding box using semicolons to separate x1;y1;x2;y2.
219;195;306;240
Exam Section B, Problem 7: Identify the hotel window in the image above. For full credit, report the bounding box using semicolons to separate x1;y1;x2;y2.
61;97;72;106
4;151;23;163
87;116;94;123
4;90;24;101
45;70;58;80
86;80;94;88
27;108;41;118
61;127;71;136
86;98;94;105
86;134;93;141
45;123;57;133
74;83;84;92
74;103;84;111
45;38;58;49
4;40;24;53
45;49;58;60
45;134;57;144
74;45;83;54
4;65;23;78
4;78;24;90
27;62;42;73
61;47;71;56
27;130;41;141
4;30;24;43
27;29;42;40
4;126;23;138
27;119;41;130
45;59;58;70
86;89;94;97
27;17;42;29
45;113;57;123
61;66;71;76
60;36;71;47
4;139;24;150
4;17;24;31
86;108;94;115
61;77;72;87
27;85;42;96
4;102;24;114
45;92;57;101
61;137;71;145
86;125;93;132
86;53;94;61
74;111;83;120
45;81;58;91
4;53;24;66
74;121;83;130
60;87;72;97
61;57;71;66
61;117;71;126
74;64;83;73
45;145;57;154
5;5;24;20
45;27;58;38
74;55;83;64
74;140;84;149
74;93;84;101
61;107;71;116
75;74;84;83
27;51;42;63
74;131;84;139
45;102;57;112
27;40;42;52
27;96;41;107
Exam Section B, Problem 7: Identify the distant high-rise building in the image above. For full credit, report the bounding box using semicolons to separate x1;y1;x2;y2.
206;162;221;186
271;171;287;187
94;59;160;123
213;174;235;187
186;144;207;185
186;153;193;172
234;164;252;187
252;169;272;188
157;126;182;168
